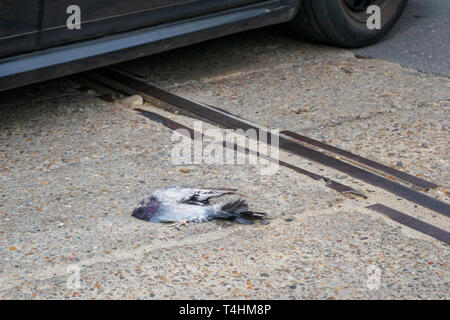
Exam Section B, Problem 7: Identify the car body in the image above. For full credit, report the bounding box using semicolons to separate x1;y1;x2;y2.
0;0;406;92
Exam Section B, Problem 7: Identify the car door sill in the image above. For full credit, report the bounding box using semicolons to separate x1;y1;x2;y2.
0;0;298;92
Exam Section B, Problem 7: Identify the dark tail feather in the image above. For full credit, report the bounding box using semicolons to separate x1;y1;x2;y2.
217;200;267;224
221;199;249;214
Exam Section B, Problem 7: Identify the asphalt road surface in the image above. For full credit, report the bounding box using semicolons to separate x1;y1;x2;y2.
353;0;450;78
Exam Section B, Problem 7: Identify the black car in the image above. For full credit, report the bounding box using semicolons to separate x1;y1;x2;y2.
0;0;407;91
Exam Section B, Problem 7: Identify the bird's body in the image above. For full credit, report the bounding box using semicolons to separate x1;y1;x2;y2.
146;202;219;223
132;187;266;225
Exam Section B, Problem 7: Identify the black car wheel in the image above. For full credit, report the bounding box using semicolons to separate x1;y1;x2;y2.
290;0;408;47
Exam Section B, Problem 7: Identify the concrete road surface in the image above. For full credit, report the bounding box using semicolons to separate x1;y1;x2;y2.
0;19;449;299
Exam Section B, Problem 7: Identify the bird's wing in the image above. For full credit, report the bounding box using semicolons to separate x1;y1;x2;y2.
154;187;237;205
188;188;238;203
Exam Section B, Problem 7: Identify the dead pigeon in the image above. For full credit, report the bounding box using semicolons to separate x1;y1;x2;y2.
132;187;266;225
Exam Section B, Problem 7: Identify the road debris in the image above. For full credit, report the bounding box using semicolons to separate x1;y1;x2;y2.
120;94;144;107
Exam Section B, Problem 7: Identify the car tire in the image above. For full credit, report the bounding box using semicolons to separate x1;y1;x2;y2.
290;0;408;48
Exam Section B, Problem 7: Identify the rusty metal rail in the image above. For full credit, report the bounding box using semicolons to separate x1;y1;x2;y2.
281;130;437;191
88;67;450;218
134;108;366;198
367;204;450;245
